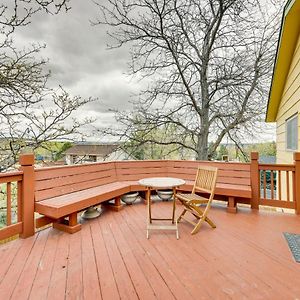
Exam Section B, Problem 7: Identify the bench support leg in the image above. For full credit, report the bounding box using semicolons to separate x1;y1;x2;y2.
53;212;82;234
104;196;123;211
139;191;147;204
35;216;54;229
227;196;237;213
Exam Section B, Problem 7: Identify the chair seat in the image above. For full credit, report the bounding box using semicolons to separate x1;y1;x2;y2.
176;193;209;203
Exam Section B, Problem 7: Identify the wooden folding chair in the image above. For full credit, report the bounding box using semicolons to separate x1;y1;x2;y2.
176;166;218;234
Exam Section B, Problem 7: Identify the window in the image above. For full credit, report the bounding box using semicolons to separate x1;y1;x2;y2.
71;155;79;164
88;155;97;162
286;114;298;151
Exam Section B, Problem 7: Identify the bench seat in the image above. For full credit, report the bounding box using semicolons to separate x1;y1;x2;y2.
180;181;251;199
35;178;251;225
123;180;251;204
129;178;251;199
35;182;131;219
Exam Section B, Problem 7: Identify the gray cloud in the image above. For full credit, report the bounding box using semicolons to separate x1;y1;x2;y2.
13;0;138;127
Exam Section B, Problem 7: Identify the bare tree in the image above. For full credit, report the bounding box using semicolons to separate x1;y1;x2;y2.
0;0;95;169
0;0;70;34
94;0;282;160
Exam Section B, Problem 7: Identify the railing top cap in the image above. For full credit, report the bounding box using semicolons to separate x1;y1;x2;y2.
19;154;34;166
251;152;259;160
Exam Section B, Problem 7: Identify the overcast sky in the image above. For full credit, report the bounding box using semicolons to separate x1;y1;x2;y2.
14;0;140;132
14;0;276;143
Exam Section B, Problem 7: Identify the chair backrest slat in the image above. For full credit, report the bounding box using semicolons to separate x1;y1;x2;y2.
192;166;218;195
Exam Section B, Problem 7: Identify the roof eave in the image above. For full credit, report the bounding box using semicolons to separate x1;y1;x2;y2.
266;0;300;122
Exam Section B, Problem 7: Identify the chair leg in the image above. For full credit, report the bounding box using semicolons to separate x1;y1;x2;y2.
194;211;216;228
191;217;205;235
204;216;216;228
191;205;216;232
177;208;187;223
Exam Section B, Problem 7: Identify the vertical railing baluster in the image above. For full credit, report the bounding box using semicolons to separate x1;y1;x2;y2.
286;171;290;202
6;182;11;226
270;170;274;200
263;170;266;199
17;180;22;222
278;170;282;201
292;170;296;203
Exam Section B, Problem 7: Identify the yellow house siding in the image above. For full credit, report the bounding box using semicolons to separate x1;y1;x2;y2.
276;33;300;164
266;0;300;122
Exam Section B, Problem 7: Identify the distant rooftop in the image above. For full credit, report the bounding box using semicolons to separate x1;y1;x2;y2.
65;143;120;157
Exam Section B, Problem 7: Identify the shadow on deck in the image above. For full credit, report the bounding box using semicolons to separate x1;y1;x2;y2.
1;200;300;299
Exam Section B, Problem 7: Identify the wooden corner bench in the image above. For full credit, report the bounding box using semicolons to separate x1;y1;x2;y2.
33;160;252;234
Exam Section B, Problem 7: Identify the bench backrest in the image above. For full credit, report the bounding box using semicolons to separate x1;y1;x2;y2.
34;159;251;201
115;160;250;187
115;161;168;181
34;162;117;202
166;160;251;188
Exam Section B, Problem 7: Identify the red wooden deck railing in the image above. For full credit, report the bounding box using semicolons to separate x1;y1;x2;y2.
0;152;299;241
0;171;23;240
251;152;300;213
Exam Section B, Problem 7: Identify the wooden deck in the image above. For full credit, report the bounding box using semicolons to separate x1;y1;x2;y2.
1;200;300;299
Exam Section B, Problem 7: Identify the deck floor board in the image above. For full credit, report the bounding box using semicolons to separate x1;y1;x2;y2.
1;200;300;299
0;234;37;299
11;229;49;300
29;229;61;300
99;211;138;300
81;223;102;300
89;218;119;300
118;208;182;299
47;230;70;300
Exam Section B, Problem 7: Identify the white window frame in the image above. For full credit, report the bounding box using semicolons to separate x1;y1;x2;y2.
286;114;298;151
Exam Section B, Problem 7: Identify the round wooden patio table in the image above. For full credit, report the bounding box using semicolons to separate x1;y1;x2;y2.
138;177;185;239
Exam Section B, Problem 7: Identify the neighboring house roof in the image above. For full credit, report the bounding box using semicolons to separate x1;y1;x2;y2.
65;144;119;157
266;0;300;122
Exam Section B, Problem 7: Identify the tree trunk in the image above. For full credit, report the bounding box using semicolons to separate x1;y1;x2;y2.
196;139;208;160
196;125;209;160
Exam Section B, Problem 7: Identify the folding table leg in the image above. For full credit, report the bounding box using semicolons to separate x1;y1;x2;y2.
147;188;152;223
172;187;176;224
147;187;151;239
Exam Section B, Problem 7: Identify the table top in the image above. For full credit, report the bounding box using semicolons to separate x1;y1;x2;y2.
138;177;186;189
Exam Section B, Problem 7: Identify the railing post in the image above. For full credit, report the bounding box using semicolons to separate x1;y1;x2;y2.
19;154;35;238
293;152;300;214
250;152;260;210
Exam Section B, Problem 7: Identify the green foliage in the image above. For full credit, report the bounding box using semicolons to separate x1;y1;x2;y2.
217;145;229;160
236;142;277;162
52;142;73;161
0;212;6;229
123;124;195;160
247;141;276;157
211;142;276;162
35;141;73;161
